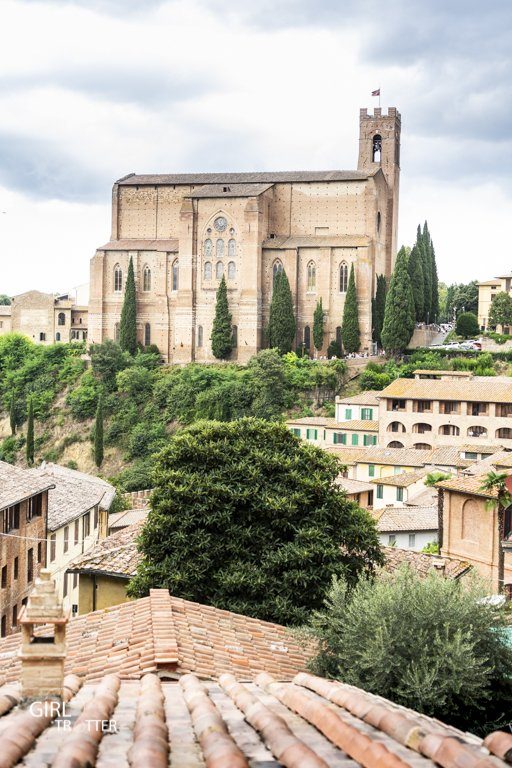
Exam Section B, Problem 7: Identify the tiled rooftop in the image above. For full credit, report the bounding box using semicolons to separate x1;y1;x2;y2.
0;668;509;766
68;520;143;577
335;390;382;405
97;238;178;252
0;589;313;686
324;447;366;464
382;546;472;580
29;463;116;531
351;447;433;467
0;460;55;511
329;419;379;432
380;376;512;403
108;507;149;531
405;487;438;507
374;506;438;532
435;473;500;499
335;477;375;494
117;169;375;185
188;182;274;197
371;470;428;487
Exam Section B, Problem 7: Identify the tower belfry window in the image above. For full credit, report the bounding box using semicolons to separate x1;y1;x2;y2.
372;134;382;163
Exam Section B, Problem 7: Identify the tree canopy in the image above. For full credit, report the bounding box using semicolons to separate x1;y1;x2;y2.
488;292;512;330
309;567;512;734
456;311;479;338
129;418;382;625
381;247;415;355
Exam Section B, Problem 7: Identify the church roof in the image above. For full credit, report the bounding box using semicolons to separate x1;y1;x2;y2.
187;182;274;198
96;238;178;252
263;234;371;248
117;169;375;186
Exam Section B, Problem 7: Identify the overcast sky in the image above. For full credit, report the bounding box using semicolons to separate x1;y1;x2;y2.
1;0;511;295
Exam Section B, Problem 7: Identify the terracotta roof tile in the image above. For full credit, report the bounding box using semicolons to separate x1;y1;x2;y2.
371;470;428;488
0;460;55;511
435;473;502;499
67;520;143;577
374;506;438;533
336;390;382;405
328;420;379;432
380;377;512;403
335;477;375;494
381;546;472;579
118;170;374;185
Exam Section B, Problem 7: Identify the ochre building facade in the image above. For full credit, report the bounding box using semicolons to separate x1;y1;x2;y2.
89;107;401;363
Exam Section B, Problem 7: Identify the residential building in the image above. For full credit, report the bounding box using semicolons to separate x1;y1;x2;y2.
29;463;115;613
0;573;509;766
89;108;401;361
335;477;374;508
0;461;54;637
374;506;438;550
0;290;88;343
371;470;429;509
335;390;381;422
378;371;512;449
477;272;512;330
287;415;378;448
436;473;512;594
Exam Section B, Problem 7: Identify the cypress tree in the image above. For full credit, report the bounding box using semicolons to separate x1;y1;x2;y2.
408;245;424;321
211;275;233;359
341;264;360;353
417;224;432;323
9;392;16;436
430;240;439;322
373;274;387;346
94;393;104;468
381;246;415;356
26;397;34;466
313;298;324;353
119;256;137;355
268;270;296;355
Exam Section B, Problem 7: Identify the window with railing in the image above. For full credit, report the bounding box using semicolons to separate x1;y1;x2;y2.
413;400;432;413
468;402;488;417
496;404;512;417
439;401;460;415
388;399;406;412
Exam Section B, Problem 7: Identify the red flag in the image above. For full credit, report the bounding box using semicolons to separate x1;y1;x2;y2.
371;89;380;97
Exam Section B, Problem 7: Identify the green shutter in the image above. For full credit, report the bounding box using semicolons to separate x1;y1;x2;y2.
368;464;375;477
292;428;301;437
361;408;373;420
351;434;359;446
345;408;352;420
397;487;404;502
377;484;383;499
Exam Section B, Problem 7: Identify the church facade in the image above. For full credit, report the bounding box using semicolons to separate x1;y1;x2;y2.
89;107;401;363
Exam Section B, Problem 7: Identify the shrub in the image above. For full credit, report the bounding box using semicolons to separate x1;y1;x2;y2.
66;370;98;419
455;311;480;338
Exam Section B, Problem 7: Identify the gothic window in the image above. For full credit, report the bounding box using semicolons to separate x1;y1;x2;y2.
204;238;213;258
232;325;238;347
372;134;382;162
273;260;283;283
228;261;236;280
228;239;236;258
216;261;224;279
339;262;348;293
114;322;120;342
144;323;151;346
204;261;212;280
143;265;151;292
307;261;316;291
377;211;381;233
57;312;65;326
197;325;203;347
304;325;311;350
172;260;179;291
114;264;122;292
55;332;61;342
216;239;224;258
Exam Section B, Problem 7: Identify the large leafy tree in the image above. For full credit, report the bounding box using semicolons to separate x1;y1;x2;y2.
129;418;382;625
211;275;233;359
455;312;479;338
119;256;137;355
488;292;512;330
372;274;387;347
381;247;415;356
313;298;324;352
268;270;296;355
309;568;512;734
341;264;360;353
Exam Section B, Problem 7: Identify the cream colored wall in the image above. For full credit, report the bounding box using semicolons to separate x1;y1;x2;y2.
372;477;427;509
0;313;12;336
355;462;415;481
77;574;132;614
335;401;379;421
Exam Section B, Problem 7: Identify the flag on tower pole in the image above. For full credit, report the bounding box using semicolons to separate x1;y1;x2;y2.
371;88;381;107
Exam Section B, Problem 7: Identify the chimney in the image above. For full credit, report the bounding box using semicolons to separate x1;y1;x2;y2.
19;569;69;700
432;557;446;576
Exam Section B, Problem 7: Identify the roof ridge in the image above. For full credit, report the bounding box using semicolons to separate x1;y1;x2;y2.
149;589;180;672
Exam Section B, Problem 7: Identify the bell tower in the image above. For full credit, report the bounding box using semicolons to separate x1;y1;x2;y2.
358;107;401;273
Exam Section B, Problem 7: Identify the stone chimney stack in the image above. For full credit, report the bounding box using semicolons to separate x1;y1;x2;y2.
19;569;69;699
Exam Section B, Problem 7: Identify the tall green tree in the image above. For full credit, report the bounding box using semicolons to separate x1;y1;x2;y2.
211;275;233;359
119;256;137;355
341;264;360;353
488;292;512;329
26;397;34;466
94;392;104;468
408;245;424;322
313;298;324;353
372;274;387;346
268;270;296;355
129;418;382;625
430;240;439;321
416;224;431;322
9;392;16;436
381;246;415;356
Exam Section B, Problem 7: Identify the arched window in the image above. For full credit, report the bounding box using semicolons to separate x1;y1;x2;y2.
197;325;203;348
412;423;432;434
228;261;236;280
307;261;316;291
467;425;487;438
339;262;348;293
372;134;382;162
55;332;61;342
114;264;122;292
497;428;512;440
57;312;65;326
144;323;151;346
216;239;224;258
413;443;431;450
216;261;224;279
273;260;283;283
387;421;406;433
114;322;120;342
204;261;212;280
304;325;311;350
462;499;480;542
439;425;460;436
143;265;151;292
377;211;381;233
228;239;236;258
388;441;404;449
232;325;238;348
172;260;179;291
204;239;212;258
